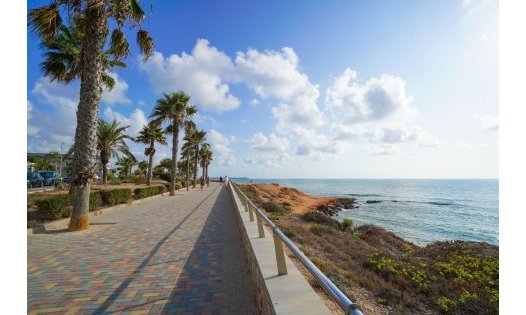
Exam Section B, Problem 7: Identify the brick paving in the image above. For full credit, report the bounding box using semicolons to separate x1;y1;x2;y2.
27;183;258;314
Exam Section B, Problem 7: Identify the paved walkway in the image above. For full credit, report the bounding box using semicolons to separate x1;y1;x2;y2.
27;183;258;314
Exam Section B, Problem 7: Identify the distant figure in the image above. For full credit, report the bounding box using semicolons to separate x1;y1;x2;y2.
219;176;223;183
200;177;204;191
224;175;229;189
206;176;210;187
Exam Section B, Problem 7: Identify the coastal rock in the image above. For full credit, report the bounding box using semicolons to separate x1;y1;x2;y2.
316;198;356;216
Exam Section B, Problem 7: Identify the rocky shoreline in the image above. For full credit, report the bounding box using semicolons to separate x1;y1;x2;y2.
315;198;357;216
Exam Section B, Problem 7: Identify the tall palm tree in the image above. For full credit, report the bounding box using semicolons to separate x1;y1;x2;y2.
199;144;213;183
97;119;133;184
187;130;207;188
150;91;197;196
182;121;196;191
135;124;167;185
29;0;154;231
117;156;137;177
181;138;195;191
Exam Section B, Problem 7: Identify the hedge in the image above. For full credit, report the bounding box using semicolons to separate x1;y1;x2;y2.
134;186;165;199
34;195;72;220
34;192;102;220
99;188;132;206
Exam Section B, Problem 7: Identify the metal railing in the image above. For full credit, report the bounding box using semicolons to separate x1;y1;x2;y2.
229;181;363;315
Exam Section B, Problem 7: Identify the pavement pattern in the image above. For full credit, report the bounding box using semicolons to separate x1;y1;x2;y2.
27;183;258;314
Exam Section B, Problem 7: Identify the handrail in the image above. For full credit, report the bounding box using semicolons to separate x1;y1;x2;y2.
229;181;363;315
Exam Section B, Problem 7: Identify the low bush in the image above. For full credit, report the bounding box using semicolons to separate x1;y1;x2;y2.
262;201;288;214
108;178;122;185
342;218;353;230
34;195;72;220
174;183;182;190
89;192;102;210
100;188;132;206
134;186;165;199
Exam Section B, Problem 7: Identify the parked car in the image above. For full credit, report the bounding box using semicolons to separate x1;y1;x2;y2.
62;174;73;183
27;172;44;188
39;171;61;186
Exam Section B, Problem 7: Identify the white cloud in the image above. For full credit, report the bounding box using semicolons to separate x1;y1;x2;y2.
235;47;310;100
242;152;292;167
101;72;131;105
475;113;499;130
208;129;237;167
246;133;290;152
326;68;416;125
103;107;148;138
249;98;259;108
140;39;240;112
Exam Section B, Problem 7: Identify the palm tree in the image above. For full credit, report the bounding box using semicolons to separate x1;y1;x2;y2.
29;0;154;231
187;130;207;188
97;119;133;184
181;138;195;191
40;19;125;89
136;161;149;178
135;124;167;185
150;91;197;196
199;144;213;182
182;121;196;191
117;156;137;178
45;151;61;171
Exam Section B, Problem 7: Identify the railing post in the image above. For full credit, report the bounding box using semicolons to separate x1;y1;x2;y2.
248;201;255;222
243;196;249;212
256;209;265;238
273;231;288;275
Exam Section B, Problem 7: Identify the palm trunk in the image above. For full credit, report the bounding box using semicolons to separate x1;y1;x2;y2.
69;5;105;231
147;142;154;186
186;157;190;191
170;121;179;196
193;144;198;188
101;151;109;185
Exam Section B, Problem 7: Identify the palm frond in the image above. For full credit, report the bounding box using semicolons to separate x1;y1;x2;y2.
110;29;130;59
136;29;154;62
28;4;63;46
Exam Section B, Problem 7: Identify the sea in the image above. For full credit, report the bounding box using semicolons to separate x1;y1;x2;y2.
233;179;499;246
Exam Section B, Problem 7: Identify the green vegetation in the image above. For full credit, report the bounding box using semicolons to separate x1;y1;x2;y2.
99;188;132;206
262;201;288;215
34;192;102;220
133;186;165;199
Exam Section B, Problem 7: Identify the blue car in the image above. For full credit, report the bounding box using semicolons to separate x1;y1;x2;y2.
39;171;61;186
27;172;44;188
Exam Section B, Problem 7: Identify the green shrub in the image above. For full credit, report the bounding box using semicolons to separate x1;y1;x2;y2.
342;218;353;230
310;223;323;235
262;201;287;214
179;181;187;188
174;183;182;190
89;192;102;210
159;173;171;182
164;183;171;190
133;186;166;199
34;195;72;220
437;296;457;313
100;188;132;206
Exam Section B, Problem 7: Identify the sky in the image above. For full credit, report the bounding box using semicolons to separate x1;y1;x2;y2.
26;0;499;179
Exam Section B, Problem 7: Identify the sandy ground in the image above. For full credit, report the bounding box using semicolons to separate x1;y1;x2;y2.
240;183;343;214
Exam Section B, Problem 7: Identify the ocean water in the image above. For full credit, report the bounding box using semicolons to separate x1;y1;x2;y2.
233;179;499;246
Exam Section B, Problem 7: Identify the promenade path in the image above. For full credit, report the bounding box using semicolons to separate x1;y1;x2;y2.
27;183;258;314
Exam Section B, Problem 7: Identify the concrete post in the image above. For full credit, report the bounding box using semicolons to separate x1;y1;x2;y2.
256;211;265;238
273;232;288;275
248;202;255;222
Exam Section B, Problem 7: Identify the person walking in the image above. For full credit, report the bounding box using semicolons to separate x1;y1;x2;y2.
224;175;229;189
200;177;204;191
219;176;223;183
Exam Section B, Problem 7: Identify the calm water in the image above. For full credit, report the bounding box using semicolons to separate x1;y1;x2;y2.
234;179;499;246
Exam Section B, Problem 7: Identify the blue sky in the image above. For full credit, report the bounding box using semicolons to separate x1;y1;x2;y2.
27;0;498;178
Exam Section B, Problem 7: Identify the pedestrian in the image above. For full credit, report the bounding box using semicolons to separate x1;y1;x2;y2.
224;175;228;189
200;177;204;191
219;176;223;183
